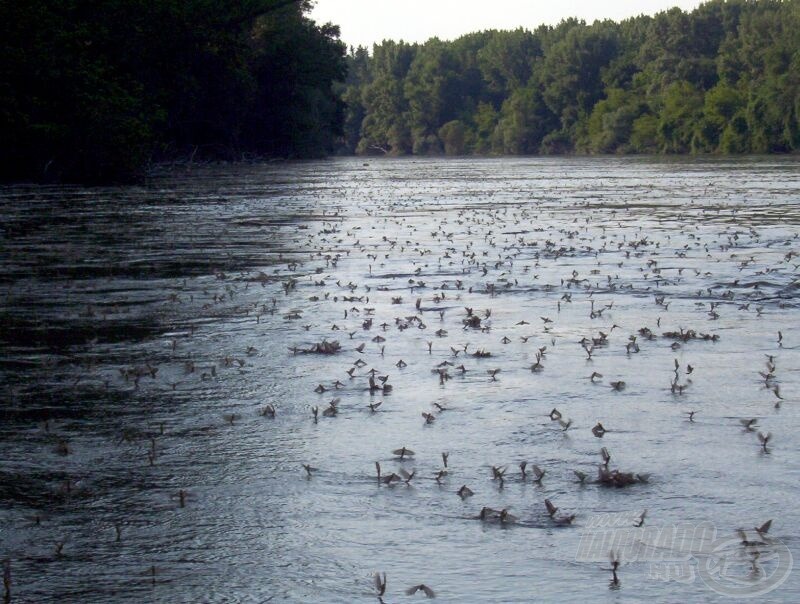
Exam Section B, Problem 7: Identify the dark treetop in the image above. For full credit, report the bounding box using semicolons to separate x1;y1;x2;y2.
0;0;346;183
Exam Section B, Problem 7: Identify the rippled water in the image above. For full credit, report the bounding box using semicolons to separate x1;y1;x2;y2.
1;157;799;603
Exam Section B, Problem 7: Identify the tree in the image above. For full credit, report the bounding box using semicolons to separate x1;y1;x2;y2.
337;0;800;159
658;81;705;153
438;120;470;155
494;86;556;154
0;0;348;182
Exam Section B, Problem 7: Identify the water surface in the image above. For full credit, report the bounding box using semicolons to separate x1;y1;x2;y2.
1;157;799;602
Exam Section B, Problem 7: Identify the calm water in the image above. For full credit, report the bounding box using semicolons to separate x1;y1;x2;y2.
1;157;799;603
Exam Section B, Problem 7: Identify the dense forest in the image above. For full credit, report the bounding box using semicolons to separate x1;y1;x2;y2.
1;0;799;183
0;0;346;182
342;0;800;157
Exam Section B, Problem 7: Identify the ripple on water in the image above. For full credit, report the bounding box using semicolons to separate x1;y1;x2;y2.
1;157;799;602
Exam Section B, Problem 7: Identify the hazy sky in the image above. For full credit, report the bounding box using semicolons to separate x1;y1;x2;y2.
310;0;705;49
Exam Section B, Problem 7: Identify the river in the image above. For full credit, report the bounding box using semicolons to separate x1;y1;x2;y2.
1;156;799;602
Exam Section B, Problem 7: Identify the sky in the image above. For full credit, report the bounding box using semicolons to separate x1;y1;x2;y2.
310;0;706;49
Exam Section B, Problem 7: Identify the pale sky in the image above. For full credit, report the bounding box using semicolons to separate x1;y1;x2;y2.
310;0;705;49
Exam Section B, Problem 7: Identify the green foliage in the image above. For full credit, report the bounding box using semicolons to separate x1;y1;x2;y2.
341;0;800;157
0;0;347;182
659;81;705;152
630;115;660;153
438;120;470;155
477;29;540;100
695;82;745;150
539;21;620;129
494;86;555;154
472;102;499;154
7;0;798;179
583;88;643;153
358;76;410;154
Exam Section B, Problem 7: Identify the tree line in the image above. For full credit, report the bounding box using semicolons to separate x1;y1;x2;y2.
341;0;800;157
0;0;346;182
1;0;798;183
